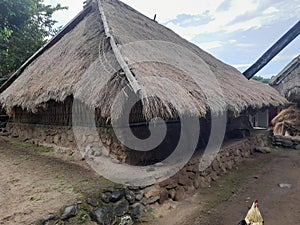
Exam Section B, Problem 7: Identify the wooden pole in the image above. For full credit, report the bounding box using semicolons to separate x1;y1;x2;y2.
97;0;142;96
243;20;300;79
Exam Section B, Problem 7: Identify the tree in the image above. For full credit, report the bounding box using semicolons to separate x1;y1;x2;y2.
251;76;271;84
0;0;67;77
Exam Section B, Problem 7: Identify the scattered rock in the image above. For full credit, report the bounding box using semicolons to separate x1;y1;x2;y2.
193;178;200;189
159;179;171;188
119;215;133;225
187;172;196;180
113;199;129;217
220;164;227;172
110;190;124;203
128;186;139;191
278;183;292;188
125;188;136;204
0;131;11;136
282;139;293;147
135;190;144;201
174;186;185;201
87;197;99;207
90;207;112;225
210;171;218;181
131;203;145;219
141;196;160;205
53;135;60;145
61;205;77;220
200;169;211;177
101;193;111;203
185;166;197;173
144;185;161;198
178;175;192;186
165;181;178;190
254;147;271;154
159;190;169;204
167;189;175;200
295;145;300;150
40;214;58;225
186;185;195;193
212;160;220;172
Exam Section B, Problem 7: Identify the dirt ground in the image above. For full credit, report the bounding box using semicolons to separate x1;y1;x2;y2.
149;148;300;225
0;136;299;225
0;137;111;225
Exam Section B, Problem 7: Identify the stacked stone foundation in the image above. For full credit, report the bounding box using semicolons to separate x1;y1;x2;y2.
7;122;268;207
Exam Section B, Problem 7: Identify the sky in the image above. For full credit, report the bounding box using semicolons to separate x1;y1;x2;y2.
44;0;300;78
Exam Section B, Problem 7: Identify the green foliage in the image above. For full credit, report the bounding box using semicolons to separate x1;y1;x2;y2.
0;0;67;77
251;75;271;84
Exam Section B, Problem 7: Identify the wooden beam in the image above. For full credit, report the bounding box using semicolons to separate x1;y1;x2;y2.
97;0;142;96
243;20;300;79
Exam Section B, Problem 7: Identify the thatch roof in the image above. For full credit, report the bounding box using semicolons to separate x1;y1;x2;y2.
270;55;300;103
0;0;287;120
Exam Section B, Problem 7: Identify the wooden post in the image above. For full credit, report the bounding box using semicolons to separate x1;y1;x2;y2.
243;20;300;79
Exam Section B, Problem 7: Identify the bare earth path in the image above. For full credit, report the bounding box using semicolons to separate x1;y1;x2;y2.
149;148;300;225
0;136;299;225
0;137;109;225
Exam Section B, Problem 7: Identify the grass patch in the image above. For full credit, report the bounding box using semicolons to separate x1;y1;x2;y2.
73;178;115;198
8;140;54;153
199;163;263;217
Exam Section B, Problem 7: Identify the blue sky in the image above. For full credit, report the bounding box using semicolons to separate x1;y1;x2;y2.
45;0;300;78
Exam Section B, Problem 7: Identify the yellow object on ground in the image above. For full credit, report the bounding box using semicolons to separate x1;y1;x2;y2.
245;200;264;225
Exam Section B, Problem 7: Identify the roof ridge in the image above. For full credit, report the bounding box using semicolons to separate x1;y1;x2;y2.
96;0;142;96
269;54;300;85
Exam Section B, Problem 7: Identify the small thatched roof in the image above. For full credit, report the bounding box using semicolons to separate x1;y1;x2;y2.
270;55;300;103
0;0;287;120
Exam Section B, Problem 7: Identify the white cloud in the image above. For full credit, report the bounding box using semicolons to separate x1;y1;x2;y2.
122;0;224;22
224;17;263;32
163;0;264;39
196;41;223;51
45;1;300;40
228;39;237;44
273;54;299;62
232;63;252;68
44;0;84;27
263;6;279;15
164;0;299;41
235;43;255;48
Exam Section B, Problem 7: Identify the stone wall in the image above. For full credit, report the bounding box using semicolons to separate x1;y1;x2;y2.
7;122;270;224
7;122;197;165
7;123;269;196
39;131;269;224
271;134;300;150
155;131;268;202
7;123;76;148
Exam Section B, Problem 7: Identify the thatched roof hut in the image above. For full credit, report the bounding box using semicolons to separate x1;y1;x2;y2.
0;0;286;123
270;55;300;104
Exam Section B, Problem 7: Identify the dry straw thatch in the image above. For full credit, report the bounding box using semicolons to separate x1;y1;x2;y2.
0;0;287;120
270;55;300;103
